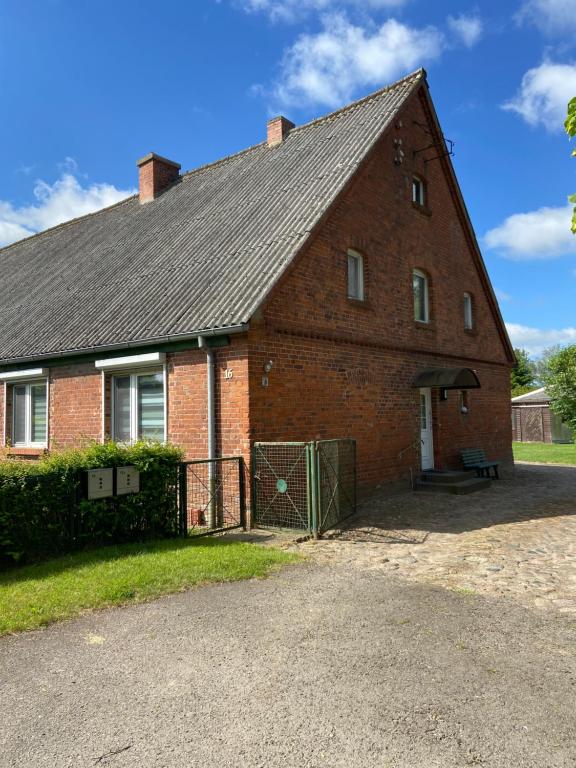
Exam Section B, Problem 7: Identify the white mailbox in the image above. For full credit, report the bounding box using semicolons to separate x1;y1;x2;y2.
86;468;114;500
116;466;140;496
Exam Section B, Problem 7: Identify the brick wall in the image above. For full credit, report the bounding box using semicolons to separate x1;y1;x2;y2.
168;339;250;460
50;363;102;449
0;339;250;462
247;328;511;493
247;84;513;492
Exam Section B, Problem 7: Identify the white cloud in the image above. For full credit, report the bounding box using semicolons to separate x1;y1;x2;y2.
495;288;512;302
506;322;576;355
242;0;410;23
484;204;576;260
447;13;483;47
517;0;576;35
503;60;576;132
273;14;443;109
0;169;134;249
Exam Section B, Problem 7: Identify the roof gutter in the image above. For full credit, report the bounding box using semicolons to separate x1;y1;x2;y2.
0;323;250;368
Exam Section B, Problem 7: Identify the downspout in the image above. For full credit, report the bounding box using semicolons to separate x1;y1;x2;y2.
198;336;217;527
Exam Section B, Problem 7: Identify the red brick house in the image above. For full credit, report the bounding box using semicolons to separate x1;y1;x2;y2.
0;69;514;497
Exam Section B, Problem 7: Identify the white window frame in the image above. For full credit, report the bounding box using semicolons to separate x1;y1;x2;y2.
413;269;429;323
11;379;49;448
412;176;425;206
111;368;167;444
463;292;473;330
347;249;365;301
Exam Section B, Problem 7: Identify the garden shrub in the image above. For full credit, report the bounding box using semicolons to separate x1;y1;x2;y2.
0;441;183;567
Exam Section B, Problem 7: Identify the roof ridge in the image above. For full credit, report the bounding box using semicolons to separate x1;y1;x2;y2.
178;68;426;181
0;192;137;255
290;68;426;135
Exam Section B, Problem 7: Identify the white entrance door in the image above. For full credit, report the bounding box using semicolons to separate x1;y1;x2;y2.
419;388;434;470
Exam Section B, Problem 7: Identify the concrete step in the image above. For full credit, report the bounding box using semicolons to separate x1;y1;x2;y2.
419;470;476;485
415;476;491;495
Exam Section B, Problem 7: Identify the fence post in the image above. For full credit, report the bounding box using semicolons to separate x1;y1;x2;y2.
353;440;357;514
178;463;187;537
309;442;319;539
239;457;247;530
251;444;258;528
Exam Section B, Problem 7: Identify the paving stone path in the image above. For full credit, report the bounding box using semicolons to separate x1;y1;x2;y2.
290;463;576;615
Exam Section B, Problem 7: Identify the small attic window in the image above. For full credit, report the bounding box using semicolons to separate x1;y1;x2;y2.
412;176;425;206
413;269;429;323
463;292;473;330
347;249;364;301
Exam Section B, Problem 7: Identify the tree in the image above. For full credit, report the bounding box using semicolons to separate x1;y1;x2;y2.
511;348;535;395
533;344;563;385
542;345;576;433
566;97;576;234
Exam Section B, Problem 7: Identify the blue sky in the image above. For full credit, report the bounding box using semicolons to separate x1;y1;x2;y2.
1;0;575;356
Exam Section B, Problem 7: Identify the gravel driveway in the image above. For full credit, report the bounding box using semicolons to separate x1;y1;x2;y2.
1;463;576;767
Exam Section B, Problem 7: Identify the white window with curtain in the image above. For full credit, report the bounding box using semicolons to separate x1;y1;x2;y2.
463;292;473;329
12;380;48;447
347;249;364;300
112;371;165;443
413;269;429;323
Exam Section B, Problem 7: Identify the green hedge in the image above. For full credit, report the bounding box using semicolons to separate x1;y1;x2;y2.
0;442;183;567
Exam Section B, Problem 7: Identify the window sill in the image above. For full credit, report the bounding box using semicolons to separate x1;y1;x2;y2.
346;297;373;310
464;328;478;337
412;202;432;217
6;446;47;457
414;320;435;331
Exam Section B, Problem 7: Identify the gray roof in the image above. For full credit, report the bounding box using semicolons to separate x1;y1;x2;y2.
0;70;424;365
511;387;548;403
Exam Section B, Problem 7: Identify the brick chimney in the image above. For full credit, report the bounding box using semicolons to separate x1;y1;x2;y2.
136;153;181;203
267;116;295;147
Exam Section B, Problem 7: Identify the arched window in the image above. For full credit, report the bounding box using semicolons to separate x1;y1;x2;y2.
463;292;473;329
412;176;425;206
347;249;364;300
413;269;429;323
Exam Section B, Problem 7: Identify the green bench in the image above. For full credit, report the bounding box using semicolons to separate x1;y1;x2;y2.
461;448;500;479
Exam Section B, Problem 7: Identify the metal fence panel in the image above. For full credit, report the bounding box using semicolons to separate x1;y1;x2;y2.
253;443;311;530
316;439;357;534
253;440;356;535
179;457;245;535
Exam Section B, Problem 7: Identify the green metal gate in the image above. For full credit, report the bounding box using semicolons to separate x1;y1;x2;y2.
253;440;356;536
316;439;357;534
179;457;246;536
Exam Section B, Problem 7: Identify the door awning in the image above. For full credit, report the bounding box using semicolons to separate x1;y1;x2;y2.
412;367;480;390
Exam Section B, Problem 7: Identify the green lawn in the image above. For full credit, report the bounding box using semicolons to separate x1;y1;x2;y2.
513;441;576;465
0;537;300;635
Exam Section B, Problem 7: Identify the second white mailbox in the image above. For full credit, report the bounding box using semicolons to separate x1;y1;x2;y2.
116;466;140;495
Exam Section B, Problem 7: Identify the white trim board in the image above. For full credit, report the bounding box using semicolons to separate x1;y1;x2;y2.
95;352;165;371
0;368;47;382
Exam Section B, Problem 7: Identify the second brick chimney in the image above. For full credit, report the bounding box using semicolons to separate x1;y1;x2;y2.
267;116;295;147
137;153;181;203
